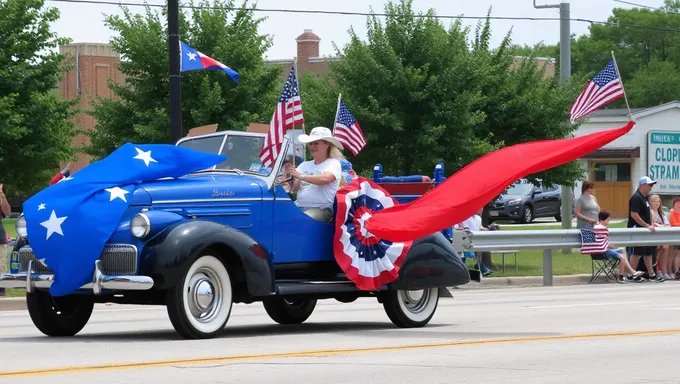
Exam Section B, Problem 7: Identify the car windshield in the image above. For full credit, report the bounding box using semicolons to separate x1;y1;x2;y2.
504;183;533;196
177;133;274;176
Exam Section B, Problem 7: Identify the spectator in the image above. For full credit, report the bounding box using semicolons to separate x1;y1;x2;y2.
627;176;665;282
669;197;680;279
0;183;10;297
575;180;600;229
455;208;492;276
593;210;644;283
650;194;671;279
339;158;357;188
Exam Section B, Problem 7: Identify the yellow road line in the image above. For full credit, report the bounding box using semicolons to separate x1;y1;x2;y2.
2;328;680;378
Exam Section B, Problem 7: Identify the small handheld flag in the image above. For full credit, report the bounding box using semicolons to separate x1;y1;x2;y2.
22;143;226;296
180;41;239;83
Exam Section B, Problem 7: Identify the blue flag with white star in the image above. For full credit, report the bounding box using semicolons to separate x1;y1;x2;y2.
22;143;226;296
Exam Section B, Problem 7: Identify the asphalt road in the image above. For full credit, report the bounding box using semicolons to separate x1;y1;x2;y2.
1;283;679;383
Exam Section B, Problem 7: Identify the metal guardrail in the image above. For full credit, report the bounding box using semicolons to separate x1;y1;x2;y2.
453;227;680;286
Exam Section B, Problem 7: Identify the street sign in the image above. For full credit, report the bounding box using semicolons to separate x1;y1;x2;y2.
648;130;680;194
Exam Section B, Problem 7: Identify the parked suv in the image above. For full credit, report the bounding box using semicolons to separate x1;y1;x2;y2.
488;180;566;224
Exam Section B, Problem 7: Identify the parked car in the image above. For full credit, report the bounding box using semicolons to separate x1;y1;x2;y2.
488;180;571;224
0;130;475;340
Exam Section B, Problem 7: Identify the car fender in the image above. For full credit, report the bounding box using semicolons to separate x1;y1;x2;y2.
388;231;471;290
140;220;274;296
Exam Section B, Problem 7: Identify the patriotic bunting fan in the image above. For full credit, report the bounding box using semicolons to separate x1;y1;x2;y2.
333;177;412;291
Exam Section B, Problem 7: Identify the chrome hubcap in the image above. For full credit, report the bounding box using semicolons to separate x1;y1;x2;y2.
186;268;222;323
400;289;430;313
194;279;215;310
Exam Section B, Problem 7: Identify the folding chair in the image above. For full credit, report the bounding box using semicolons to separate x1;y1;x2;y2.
579;228;619;283
588;253;619;283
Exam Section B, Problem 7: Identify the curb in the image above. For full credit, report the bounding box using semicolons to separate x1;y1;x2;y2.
457;274;592;290
0;297;26;312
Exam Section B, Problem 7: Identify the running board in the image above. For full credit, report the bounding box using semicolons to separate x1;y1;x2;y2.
275;280;386;295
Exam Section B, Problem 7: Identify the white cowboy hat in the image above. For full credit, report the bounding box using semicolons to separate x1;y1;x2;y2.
297;127;343;149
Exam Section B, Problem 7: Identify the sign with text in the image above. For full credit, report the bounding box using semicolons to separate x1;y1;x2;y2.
648;131;680;194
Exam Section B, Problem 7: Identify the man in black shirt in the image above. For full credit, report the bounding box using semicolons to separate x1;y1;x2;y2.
627;176;664;282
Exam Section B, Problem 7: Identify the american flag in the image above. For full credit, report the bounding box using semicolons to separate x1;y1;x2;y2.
334;100;366;156
580;226;610;254
259;66;304;166
569;60;624;122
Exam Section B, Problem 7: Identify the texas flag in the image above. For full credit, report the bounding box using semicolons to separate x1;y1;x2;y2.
180;41;239;83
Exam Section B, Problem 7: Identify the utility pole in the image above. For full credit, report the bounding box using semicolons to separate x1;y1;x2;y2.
534;1;572;254
168;0;182;144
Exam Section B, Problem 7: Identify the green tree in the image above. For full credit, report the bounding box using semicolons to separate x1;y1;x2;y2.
86;0;281;159
567;0;680;107
627;59;680;107
301;1;584;187
0;0;77;199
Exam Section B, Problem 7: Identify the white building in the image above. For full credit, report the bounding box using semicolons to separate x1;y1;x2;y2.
574;101;680;218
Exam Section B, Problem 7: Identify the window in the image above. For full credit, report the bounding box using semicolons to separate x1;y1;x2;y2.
592;162;631;182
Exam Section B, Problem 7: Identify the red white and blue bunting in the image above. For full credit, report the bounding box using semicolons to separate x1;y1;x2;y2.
333;177;412;291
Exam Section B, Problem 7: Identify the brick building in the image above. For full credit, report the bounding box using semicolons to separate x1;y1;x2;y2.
59;43;125;173
57;30;556;170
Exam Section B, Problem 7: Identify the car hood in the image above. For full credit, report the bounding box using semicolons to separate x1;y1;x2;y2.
135;173;267;204
498;194;526;202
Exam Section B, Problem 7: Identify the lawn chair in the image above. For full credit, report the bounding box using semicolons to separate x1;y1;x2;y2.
579;228;619;283
587;253;619;283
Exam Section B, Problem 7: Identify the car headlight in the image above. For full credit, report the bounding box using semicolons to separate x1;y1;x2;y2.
15;215;27;238
130;213;150;238
507;199;522;205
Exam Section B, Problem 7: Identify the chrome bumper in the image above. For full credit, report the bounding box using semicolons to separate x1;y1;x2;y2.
0;260;154;294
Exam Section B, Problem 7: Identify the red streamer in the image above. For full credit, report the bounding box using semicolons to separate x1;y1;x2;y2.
365;121;636;242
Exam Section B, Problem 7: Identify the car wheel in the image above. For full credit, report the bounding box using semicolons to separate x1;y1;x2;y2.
262;297;317;325
382;287;439;328
166;254;233;339
26;290;94;337
522;206;533;224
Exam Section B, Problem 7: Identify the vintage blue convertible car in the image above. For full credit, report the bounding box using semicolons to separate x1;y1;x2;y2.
0;130;476;339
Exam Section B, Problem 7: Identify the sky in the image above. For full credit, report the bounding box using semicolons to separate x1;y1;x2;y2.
46;0;658;60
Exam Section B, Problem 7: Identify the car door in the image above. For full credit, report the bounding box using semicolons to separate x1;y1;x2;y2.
538;184;560;217
531;185;549;217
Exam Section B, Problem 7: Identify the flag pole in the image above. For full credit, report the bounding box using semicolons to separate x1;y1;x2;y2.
332;93;342;135
611;50;633;121
292;57;305;165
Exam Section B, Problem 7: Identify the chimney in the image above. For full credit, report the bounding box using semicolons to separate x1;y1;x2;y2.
296;29;320;62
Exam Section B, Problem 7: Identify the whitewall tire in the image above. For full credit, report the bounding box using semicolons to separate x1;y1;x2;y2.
166;255;233;339
382;287;439;328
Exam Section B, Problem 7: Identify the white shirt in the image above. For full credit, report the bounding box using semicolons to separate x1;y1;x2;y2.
296;158;342;210
455;214;482;231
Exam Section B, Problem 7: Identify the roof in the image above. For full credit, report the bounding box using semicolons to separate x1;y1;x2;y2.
588;108;645;117
581;147;640;159
583;100;680;122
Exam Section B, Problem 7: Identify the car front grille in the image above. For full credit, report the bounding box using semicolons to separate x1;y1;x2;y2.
18;244;138;275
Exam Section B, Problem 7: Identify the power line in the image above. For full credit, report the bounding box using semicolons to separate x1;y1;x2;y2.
44;0;680;33
613;0;680;14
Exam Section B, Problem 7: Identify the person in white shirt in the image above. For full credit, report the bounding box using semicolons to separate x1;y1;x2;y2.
454;208;492;276
289;127;344;222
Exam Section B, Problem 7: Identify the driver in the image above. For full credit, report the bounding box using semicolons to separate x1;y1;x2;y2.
289;127;344;222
